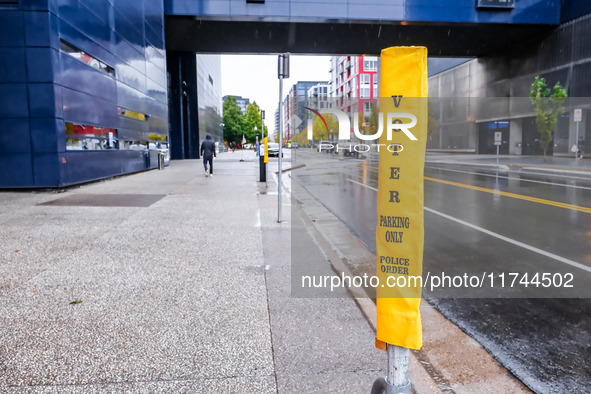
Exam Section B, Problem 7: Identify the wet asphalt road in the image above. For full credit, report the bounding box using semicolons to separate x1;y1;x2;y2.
291;149;591;393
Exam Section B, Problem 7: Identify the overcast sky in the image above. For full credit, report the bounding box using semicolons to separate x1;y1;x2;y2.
221;55;331;130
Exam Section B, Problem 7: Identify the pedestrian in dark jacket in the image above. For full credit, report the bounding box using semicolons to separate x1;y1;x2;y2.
200;134;216;177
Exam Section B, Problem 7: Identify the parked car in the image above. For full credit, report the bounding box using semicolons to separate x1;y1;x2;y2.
268;142;283;157
318;140;334;153
337;141;359;158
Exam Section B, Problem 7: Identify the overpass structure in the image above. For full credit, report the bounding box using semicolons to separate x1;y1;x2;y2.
1;0;589;187
164;0;558;56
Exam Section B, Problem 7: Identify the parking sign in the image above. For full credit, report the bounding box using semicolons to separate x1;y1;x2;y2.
494;131;502;146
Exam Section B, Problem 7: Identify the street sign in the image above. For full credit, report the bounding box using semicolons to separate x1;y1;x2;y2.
574;108;582;122
574;109;583;160
494;131;502;146
292;114;302;129
278;53;290;78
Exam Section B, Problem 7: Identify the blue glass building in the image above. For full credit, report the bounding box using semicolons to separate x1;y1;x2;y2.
1;0;588;187
0;0;168;187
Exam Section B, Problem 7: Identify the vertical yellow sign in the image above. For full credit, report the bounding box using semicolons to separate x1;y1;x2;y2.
264;137;269;163
376;47;427;350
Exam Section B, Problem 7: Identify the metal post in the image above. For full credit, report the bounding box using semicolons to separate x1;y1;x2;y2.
278;74;283;222
277;53;289;223
388;345;411;391
261;111;265;147
575;121;580;160
371;345;411;394
496;145;499;166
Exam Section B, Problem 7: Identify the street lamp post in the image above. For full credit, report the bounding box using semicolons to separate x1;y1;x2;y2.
259;111;266;182
277;53;289;222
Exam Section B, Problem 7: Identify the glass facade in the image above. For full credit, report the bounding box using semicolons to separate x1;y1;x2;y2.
0;0;168;187
196;55;223;151
428;12;591;156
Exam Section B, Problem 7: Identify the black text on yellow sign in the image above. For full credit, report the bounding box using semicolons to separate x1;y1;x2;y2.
376;47;428;351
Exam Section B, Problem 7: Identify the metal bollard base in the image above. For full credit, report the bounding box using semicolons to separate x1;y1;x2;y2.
371;376;411;394
259;155;266;182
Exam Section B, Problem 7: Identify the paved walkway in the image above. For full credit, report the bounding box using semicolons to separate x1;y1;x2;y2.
0;152;387;393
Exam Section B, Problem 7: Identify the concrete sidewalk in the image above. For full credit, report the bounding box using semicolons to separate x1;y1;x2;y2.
0;152;388;393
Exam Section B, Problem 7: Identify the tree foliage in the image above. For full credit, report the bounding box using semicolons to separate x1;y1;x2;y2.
427;100;437;137
243;102;268;143
293;129;309;146
312;114;338;141
222;96;244;144
368;102;380;136
223;98;269;145
529;76;567;161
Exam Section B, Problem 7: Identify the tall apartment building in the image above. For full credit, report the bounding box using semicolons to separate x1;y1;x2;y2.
329;55;378;118
283;81;327;143
274;108;280;140
307;83;330;110
222;95;250;115
197;55;223;149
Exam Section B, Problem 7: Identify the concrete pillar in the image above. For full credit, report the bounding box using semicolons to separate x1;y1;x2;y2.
166;51;200;160
510;119;523;155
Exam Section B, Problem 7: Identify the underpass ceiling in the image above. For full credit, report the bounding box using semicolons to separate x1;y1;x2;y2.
165;17;553;56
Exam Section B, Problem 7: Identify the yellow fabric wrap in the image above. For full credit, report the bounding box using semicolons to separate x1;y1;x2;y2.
376;47;428;350
264;137;269;163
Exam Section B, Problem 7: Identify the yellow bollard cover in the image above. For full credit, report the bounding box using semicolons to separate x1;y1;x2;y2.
376;47;428;350
264;137;269;164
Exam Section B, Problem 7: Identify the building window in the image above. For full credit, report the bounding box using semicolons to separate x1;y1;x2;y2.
60;39;114;76
118;107;149;121
363;57;378;72
65;123;118;150
476;0;514;9
364;101;373;116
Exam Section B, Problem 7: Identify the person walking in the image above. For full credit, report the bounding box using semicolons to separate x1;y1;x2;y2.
200;134;216;177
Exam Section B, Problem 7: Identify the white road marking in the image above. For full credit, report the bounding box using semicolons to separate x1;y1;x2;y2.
347;178;591;273
425;166;591;191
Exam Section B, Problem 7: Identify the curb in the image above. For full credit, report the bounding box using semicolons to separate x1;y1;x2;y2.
519;166;591;178
425;160;510;172
291;175;532;394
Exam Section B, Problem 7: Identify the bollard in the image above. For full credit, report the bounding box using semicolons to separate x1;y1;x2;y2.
158;152;165;170
371;345;411;394
259;153;266;182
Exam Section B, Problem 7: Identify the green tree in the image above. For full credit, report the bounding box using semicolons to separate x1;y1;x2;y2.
368;103;379;135
530;76;567;162
223;96;244;144
312;114;338;141
243;102;267;143
294;128;309;146
427;99;437;137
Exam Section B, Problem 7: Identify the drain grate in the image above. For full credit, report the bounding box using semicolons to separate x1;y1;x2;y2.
38;194;166;207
